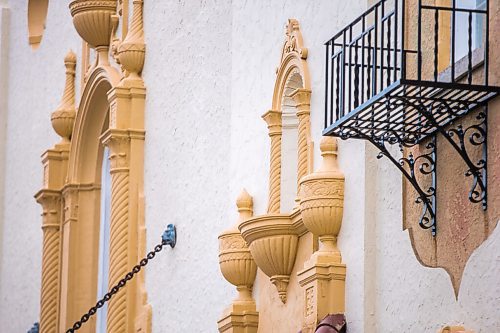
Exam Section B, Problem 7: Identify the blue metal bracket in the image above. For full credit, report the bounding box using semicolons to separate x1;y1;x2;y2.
28;323;39;333
162;224;177;248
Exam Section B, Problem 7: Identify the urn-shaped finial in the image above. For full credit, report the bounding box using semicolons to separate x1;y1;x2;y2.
218;190;257;304
236;188;253;220
51;51;77;143
299;136;344;262
118;0;145;80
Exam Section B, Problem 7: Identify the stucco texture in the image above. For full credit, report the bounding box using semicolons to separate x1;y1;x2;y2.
0;1;81;332
0;0;499;332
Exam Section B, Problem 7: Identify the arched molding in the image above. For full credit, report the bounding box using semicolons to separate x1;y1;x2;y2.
67;66;119;183
38;58;150;333
59;65;114;332
27;0;49;49
234;20;346;332
264;19;313;213
37;0;149;331
271;19;311;111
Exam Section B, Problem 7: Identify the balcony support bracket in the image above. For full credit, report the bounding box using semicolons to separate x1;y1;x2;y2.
404;99;488;211
346;127;437;235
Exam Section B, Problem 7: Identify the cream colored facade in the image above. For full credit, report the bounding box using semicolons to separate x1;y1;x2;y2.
0;1;499;333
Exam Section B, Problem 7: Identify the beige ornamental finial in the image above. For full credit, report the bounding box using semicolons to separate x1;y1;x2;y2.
51;50;77;143
236;188;253;221
317;136;341;176
118;0;145;80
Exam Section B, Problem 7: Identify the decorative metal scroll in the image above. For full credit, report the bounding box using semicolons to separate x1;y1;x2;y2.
446;109;487;209
340;126;437;235
323;0;497;236
414;101;488;210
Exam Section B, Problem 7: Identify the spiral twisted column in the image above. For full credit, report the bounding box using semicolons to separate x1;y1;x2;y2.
103;132;131;333
262;110;282;214
35;51;74;333
36;191;62;333
291;89;312;193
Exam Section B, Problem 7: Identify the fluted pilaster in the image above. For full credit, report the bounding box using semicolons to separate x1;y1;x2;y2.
262;110;282;214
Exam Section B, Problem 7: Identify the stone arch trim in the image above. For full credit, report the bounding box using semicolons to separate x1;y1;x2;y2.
264;19;312;213
59;66;116;331
37;65;150;333
37;1;150;332
67;67;118;183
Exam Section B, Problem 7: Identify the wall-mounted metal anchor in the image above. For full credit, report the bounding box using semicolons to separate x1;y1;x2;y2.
66;226;177;332
162;224;177;248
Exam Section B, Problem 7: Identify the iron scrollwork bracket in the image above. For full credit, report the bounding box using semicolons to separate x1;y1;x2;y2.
339;127;437;235
418;102;488;210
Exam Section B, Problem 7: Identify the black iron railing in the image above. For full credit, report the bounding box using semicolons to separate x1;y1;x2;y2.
323;0;499;235
324;0;495;143
324;0;406;125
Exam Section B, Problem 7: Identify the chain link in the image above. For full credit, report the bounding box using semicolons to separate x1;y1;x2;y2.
65;239;169;333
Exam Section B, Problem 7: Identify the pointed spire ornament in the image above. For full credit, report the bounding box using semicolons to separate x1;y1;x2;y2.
51;51;77;143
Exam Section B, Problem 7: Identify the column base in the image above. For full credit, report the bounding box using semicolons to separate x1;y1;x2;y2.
298;256;346;333
217;302;259;333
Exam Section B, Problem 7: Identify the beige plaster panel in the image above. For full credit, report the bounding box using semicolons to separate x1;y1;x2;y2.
402;0;500;295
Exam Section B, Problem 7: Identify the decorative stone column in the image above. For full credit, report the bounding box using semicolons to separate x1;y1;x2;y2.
36;190;62;333
218;189;259;333
297;137;346;333
99;0;148;330
35;51;76;333
102;132;130;333
262;110;282;214
291;88;312;191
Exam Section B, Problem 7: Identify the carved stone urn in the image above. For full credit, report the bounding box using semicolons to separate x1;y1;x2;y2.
69;0;117;62
299;136;344;263
218;190;259;333
239;213;298;303
219;189;258;306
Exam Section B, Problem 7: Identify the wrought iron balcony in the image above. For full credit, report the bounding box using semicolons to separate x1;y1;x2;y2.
323;0;499;235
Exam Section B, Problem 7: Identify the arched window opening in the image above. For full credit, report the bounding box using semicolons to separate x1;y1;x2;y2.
96;146;111;333
280;70;304;212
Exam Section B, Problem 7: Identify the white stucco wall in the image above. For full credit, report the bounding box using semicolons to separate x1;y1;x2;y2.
0;1;499;332
0;0;10;306
143;1;234;331
0;1;80;332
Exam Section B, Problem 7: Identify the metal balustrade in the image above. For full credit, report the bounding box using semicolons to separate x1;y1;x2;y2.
323;0;499;235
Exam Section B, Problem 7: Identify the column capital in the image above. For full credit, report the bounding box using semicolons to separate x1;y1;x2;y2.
290;88;311;116
35;189;62;229
262;110;282;136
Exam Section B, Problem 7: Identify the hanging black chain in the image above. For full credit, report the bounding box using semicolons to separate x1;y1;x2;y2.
65;224;176;333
